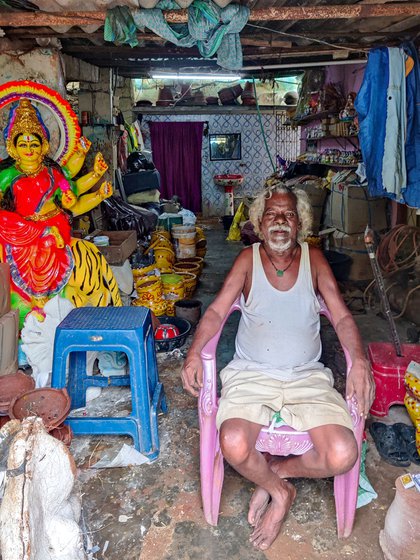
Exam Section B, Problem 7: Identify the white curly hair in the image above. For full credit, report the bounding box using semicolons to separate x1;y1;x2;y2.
249;182;313;241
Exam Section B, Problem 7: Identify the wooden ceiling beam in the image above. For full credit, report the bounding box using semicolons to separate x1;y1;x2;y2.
5;28;292;48
1;3;419;27
62;42;368;59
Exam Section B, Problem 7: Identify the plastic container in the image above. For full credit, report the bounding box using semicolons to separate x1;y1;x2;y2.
172;226;197;259
161;274;185;316
368;342;420;417
154;316;191;352
93;235;110;247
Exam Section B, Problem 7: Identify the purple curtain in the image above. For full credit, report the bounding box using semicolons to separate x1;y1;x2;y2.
149;121;204;212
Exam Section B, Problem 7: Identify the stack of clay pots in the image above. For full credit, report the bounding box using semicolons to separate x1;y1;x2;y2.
161;273;185;316
156;87;174;107
241;81;257;106
218;84;243;106
195;226;207;258
0;373;73;446
133;274;167;316
131;224;208;314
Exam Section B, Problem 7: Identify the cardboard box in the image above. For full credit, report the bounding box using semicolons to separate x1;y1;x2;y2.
0;309;19;376
88;230;137;265
0;263;11;318
327;184;388;234
298;180;328;235
330;231;374;281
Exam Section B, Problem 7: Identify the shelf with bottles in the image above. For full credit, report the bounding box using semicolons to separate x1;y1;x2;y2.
298;148;362;168
304;120;359;141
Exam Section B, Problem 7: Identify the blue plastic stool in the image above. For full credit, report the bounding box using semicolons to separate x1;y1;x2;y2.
51;306;167;460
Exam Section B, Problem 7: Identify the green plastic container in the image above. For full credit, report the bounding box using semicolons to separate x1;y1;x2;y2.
157;214;183;231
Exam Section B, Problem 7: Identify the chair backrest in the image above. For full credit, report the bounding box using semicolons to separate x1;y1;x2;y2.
201;294;352;374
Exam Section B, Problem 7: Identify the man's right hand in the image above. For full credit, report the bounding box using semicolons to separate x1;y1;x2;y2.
181;352;203;397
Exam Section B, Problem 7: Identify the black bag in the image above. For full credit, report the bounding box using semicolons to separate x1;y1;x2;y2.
102;196;158;240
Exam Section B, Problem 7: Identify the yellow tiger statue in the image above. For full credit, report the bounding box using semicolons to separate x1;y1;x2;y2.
64;239;122;309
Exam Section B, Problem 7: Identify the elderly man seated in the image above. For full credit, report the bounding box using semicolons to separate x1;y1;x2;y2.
181;182;374;551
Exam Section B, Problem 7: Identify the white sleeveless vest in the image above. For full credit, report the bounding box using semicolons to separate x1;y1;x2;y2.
231;242;323;381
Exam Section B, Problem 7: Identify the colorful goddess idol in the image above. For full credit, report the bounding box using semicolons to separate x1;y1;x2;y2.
0;84;121;327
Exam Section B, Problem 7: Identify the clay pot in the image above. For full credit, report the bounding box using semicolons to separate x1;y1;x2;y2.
132;263;157;280
195;226;206;242
173;262;201;276
156;87;174;107
174;271;197;298
0;371;35;414
379;476;420;559
0;415;10;429
154;247;176;270
206;96;219;106
175;299;202;326
136;275;163;305
9;388;71;430
161;274;185;316
176;257;204;275
50;423;73;447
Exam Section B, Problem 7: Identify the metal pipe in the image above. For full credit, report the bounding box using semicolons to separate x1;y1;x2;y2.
241;59;366;71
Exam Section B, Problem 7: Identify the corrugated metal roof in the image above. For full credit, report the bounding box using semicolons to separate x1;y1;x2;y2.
0;1;418;77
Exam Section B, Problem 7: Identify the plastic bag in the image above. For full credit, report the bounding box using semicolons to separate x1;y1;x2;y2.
226;202;246;241
102;196;158;240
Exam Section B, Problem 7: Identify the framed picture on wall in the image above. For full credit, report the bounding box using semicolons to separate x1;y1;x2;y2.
209;133;241;161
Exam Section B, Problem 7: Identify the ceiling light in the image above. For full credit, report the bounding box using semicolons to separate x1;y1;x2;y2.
150;73;242;81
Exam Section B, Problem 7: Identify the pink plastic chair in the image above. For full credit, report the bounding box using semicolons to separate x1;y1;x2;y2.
199;296;364;539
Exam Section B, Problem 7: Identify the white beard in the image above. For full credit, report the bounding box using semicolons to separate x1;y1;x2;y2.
266;237;293;252
266;225;293;253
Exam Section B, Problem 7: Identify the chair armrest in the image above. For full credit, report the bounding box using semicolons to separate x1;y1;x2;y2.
199;299;241;414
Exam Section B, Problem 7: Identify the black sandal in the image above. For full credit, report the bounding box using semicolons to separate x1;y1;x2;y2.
369;422;410;467
393;422;420;466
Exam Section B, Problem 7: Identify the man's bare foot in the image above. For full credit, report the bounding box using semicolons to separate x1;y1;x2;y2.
249;480;296;550
248;486;270;526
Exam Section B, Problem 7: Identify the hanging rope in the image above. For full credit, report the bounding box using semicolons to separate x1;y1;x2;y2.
252;78;276;172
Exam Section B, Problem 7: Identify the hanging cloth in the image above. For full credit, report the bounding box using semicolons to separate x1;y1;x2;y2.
355;44;420;207
104;1;249;70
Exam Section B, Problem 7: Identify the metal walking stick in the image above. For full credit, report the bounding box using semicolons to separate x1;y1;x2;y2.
364;226;403;357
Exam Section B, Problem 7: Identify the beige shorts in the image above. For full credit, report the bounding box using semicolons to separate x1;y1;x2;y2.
216;366;353;432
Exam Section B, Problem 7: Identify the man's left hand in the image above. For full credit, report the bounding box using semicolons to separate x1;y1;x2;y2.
346;357;375;418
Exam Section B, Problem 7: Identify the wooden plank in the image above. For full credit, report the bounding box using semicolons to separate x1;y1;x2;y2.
1;4;419;27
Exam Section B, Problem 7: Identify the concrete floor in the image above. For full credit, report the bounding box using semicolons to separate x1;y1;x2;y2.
72;221;419;560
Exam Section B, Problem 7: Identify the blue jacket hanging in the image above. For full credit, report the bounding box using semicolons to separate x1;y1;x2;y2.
355;44;420;208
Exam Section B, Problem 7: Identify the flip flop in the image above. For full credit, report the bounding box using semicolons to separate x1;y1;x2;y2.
393;423;420;466
369;422;410;467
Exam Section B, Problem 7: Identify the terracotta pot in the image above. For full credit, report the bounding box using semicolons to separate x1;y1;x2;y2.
9;388;71;430
136;275;163;304
174;271;197;298
161;274;185;316
154;247;176;270
379;476;420;559
0;371;35;414
50;423;73;447
176;257;204;274
156;86;174;107
132;263;157;280
173;262;201;276
175;299;202;326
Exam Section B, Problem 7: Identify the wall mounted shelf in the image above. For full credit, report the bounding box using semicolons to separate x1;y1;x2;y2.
132;105;289;116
